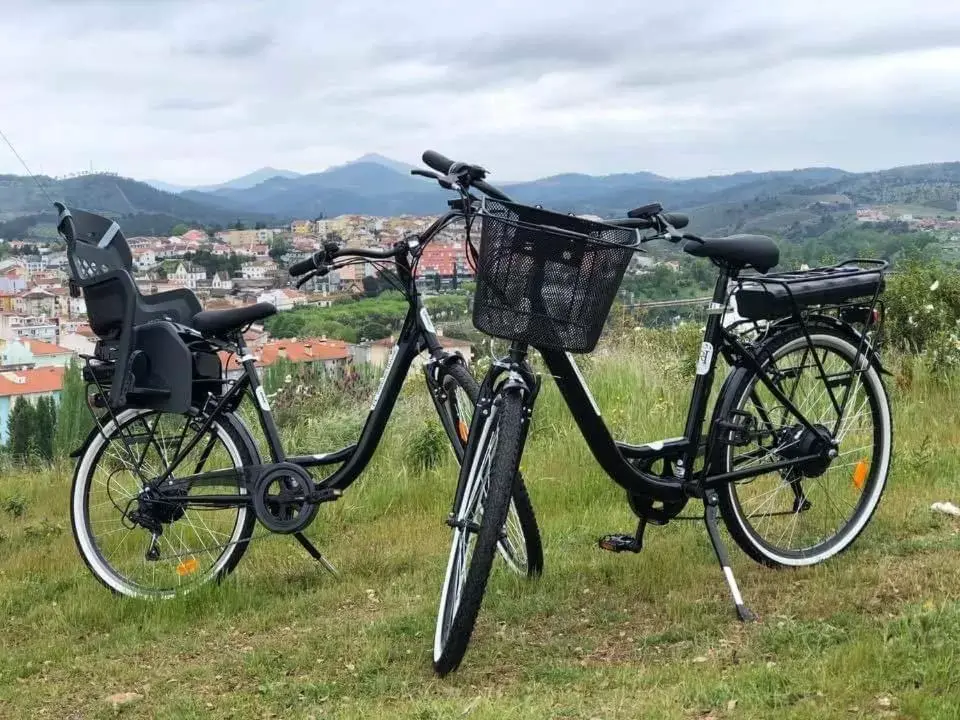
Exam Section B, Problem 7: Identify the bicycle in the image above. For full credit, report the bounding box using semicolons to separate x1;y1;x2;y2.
415;152;892;675
58;197;543;599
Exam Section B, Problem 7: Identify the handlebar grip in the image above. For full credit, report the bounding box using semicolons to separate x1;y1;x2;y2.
663;213;688;229
473;178;511;202
289;254;318;277
422;150;455;175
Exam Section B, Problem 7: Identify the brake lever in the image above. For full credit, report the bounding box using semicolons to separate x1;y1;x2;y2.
295;266;330;289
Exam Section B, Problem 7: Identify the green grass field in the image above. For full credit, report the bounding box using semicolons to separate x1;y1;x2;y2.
2;335;960;719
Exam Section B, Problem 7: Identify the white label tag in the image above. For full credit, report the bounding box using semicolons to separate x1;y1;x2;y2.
370;345;400;410
255;385;271;411
696;342;714;375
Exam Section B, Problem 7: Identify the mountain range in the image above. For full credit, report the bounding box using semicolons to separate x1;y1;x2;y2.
3;154;960;240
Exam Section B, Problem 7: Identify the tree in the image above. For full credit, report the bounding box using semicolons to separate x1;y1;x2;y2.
269;237;291;263
233;219;246;231
34;396;55;462
254;221;267;230
54;359;89;460
7;397;36;462
171;223;189;237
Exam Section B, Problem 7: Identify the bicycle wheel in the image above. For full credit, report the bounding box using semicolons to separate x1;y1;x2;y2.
71;408;257;598
714;328;892;567
434;389;527;675
438;362;543;577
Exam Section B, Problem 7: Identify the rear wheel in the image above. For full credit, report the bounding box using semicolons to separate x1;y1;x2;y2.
715;329;892;567
434;389;527;675
438;361;543;577
71;408;257;598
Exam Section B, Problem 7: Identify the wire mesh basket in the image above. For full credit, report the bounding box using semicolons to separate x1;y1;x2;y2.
472;199;639;352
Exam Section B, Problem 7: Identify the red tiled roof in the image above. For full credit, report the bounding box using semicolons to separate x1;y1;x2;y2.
219;338;349;371
22;339;72;356
0;366;64;397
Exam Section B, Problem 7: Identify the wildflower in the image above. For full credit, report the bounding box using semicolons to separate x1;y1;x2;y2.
908;315;916;325
284;374;292;383
930;280;940;291
924;304;934;312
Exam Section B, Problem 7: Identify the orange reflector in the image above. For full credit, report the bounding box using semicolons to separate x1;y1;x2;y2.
852;459;869;490
176;557;199;576
457;419;469;443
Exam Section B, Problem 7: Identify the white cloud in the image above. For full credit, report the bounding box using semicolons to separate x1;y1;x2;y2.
1;0;959;184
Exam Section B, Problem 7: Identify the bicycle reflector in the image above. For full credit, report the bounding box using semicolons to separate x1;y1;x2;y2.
176;557;200;576
852;459;869;490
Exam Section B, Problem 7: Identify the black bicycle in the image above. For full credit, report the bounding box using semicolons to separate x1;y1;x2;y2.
59;198;542;599
415;152;892;675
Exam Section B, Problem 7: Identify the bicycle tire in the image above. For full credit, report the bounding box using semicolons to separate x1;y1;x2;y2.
438;361;543;577
71;408;258;598
434;388;527;675
713;327;892;567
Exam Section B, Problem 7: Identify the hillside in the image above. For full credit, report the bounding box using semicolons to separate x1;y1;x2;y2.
0;173;274;238
3;158;960;239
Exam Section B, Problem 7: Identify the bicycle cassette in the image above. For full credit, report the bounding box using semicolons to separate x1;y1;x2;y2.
252;462;318;534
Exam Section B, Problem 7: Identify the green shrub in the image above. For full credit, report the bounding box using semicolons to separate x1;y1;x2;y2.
2;494;27;518
406;420;446;471
885;262;960;366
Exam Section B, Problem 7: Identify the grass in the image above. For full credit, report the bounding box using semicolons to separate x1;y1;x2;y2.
3;333;960;718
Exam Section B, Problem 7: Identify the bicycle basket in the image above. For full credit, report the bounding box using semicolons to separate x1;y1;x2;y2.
472;199;639;352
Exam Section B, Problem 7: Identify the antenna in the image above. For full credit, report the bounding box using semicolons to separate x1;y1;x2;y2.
0;126;56;206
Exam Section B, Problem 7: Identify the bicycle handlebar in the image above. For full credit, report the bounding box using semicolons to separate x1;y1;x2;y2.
422;150;456;175
289;243;403;277
417;149;513;202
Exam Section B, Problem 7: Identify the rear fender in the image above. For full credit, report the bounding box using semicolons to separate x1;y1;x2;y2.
768;313;889;375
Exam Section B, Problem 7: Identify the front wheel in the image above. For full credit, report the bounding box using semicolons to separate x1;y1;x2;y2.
714;328;892;567
438;361;543;577
434;389;528;676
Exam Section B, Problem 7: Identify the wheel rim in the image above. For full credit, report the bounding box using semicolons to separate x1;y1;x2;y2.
724;335;890;563
435;405;499;661
73;410;249;598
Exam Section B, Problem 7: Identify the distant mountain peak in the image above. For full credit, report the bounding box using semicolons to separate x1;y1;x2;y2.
340;153;417;175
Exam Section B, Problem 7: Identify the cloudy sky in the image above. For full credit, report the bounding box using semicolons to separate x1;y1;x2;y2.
2;0;959;185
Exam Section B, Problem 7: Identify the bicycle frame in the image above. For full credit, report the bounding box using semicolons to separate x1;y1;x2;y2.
133;210;474;505
485;265;876;505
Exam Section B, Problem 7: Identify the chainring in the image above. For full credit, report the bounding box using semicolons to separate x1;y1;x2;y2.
251;462;317;534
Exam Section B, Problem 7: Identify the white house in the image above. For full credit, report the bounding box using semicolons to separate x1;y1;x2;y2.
69;295;87;317
169;262;207;289
132;248;157;271
211;272;234;290
58;330;97;358
240;262;274;281
257;289;294;311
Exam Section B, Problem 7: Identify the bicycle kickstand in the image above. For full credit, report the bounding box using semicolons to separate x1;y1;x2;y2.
703;491;756;623
293;532;339;578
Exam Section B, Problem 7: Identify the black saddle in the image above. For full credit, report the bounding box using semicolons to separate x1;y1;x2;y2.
193;302;277;336
683;234;779;274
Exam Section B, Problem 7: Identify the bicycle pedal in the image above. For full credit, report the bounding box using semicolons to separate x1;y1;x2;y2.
598;534;642;553
309;488;343;504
